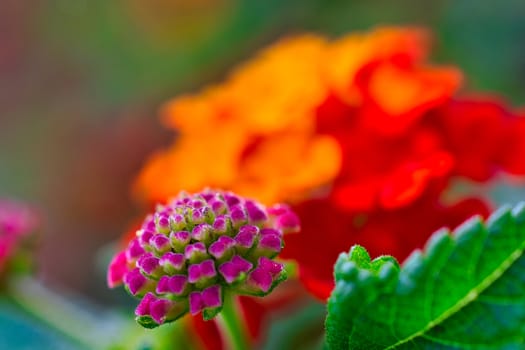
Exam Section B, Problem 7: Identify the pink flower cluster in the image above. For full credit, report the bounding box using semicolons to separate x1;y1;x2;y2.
0;199;37;273
107;189;299;328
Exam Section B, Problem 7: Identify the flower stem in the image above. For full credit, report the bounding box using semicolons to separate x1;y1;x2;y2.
215;294;250;350
7;276;125;349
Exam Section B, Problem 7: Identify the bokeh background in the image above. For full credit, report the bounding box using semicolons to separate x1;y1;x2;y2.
1;0;524;314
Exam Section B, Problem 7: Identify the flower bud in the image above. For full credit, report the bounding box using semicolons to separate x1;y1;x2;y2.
108;189;297;327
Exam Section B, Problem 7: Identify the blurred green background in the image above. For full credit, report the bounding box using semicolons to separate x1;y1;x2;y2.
1;0;524;303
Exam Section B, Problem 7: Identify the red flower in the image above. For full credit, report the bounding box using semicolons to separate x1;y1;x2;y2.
281;194;490;300
351;51;462;136
300;83;524;302
317;94;525;213
427;97;525;181
317;93;455;211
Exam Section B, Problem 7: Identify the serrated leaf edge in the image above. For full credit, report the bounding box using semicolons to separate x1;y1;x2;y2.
326;204;525;349
382;206;525;348
385;246;524;349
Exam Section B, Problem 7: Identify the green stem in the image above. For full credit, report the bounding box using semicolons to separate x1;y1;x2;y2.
7;276;124;349
215;294;250;350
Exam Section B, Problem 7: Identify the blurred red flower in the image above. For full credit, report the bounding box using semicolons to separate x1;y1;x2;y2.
428;98;525;180
294;94;524;299
282;195;490;300
318;90;525;213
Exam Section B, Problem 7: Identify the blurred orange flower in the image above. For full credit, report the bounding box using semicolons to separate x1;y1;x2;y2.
135;35;341;204
135;27;461;206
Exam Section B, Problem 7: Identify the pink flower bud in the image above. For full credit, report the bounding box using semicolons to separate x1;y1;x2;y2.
108;189;295;327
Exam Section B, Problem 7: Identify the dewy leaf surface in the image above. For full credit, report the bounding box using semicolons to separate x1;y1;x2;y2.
325;203;525;349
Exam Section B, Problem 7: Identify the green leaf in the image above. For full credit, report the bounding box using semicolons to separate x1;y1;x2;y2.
325;202;525;349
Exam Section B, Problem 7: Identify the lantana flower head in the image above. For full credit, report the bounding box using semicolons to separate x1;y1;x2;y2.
108;189;299;328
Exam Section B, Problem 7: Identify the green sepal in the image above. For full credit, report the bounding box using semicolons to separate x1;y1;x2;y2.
203;306;223;321
136;315;159;329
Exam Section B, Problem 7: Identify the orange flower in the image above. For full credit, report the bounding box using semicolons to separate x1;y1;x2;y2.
134;27;460;206
135;35;341;204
